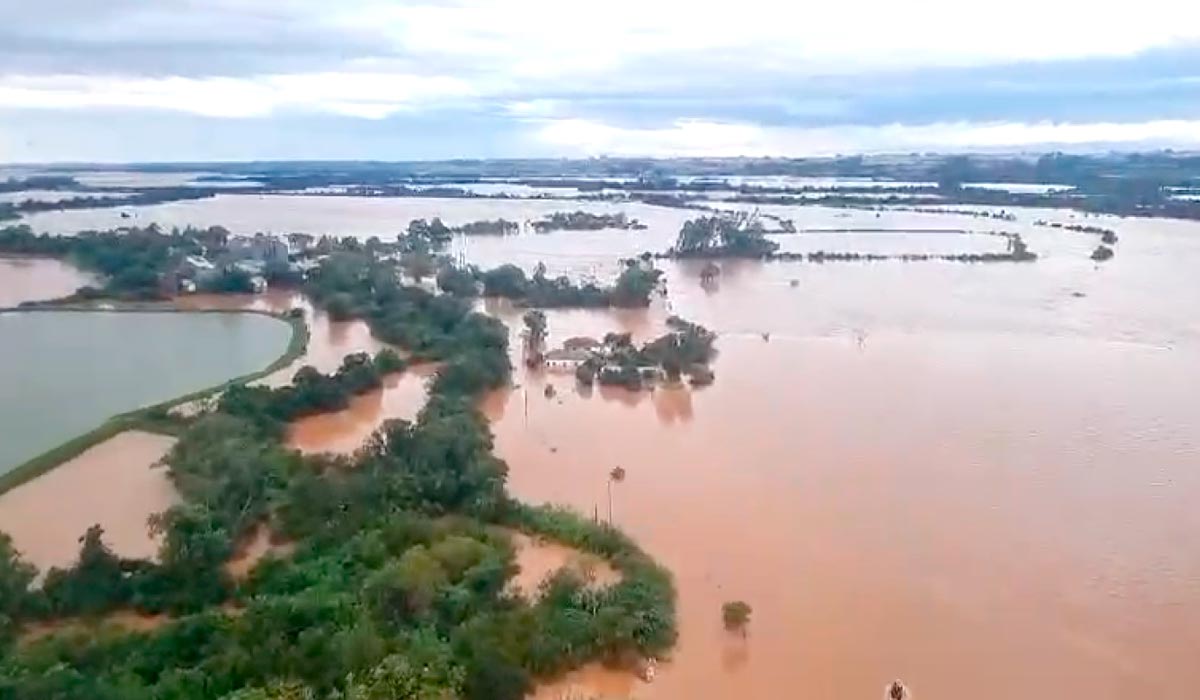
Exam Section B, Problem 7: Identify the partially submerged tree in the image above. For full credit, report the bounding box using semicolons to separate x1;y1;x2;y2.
722;600;752;635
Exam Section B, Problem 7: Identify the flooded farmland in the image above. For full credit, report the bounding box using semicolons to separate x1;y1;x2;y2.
5;195;1200;697
0;430;178;572
0;255;96;307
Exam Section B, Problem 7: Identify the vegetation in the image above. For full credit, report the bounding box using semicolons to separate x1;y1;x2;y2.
453;219;519;236
530;211;646;233
436;265;481;298
1035;219;1120;245
0;265;677;699
0;175;79;193
479;261;662;309
721;601;752;633
670;213;780;258
219;351;405;438
403;218;454;250
522;310;547;364
576;316;718;389
0;224;206;299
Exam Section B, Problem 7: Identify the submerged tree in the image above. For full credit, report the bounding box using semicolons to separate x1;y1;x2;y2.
672;212;780;258
523;309;548;361
721;600;752;635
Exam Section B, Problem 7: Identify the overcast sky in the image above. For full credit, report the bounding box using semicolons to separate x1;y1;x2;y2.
1;0;1199;162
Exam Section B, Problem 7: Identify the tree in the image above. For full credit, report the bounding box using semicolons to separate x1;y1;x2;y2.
612;262;662;307
365;546;448;620
437;265;479;297
522;310;547;361
722;600;752;634
42;525;129;616
607;466;626;524
374;348;407;374
481;264;528;298
345;644;464;700
402;249;437;284
324;292;358;321
672;213;779;258
0;532;37;642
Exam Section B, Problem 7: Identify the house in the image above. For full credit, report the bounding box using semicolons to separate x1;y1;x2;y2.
229;233;288;263
286;232;315;253
289;257;323;278
562;336;601;351
543;348;592;370
249;275;268;294
233;259;266;276
180;255;218;282
178;279;197;294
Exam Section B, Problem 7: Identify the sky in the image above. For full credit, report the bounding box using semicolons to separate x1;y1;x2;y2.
1;0;1200;162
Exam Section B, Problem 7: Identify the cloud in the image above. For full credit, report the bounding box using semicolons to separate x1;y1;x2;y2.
535;118;1200;157
1;1;1200;159
0;72;477;119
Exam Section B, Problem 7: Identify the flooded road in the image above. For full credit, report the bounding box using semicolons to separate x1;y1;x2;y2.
8;197;1200;697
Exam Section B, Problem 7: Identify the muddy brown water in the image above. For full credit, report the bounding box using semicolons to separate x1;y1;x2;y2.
0;431;178;573
507;530;621;600
0;255;96;307
7;200;1200;697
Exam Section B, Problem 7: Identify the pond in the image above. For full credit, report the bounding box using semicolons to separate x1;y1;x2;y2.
0;310;292;474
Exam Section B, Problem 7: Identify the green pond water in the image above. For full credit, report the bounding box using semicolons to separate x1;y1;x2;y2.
0;311;291;474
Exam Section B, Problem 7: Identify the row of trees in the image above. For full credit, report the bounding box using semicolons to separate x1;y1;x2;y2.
219;350;405;437
530;211;645;233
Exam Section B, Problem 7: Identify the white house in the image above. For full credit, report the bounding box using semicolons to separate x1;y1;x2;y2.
181;255;217;281
543;348;591;371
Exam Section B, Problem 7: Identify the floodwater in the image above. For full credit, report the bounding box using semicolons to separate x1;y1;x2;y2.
12;196;1200;697
175;291;433;454
18;193;641;238
226;523;296;580
0;190;130;204
0;255;96;307
287;363;437;455
0;310;291;473
507;530;621;600
0;430;177;572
